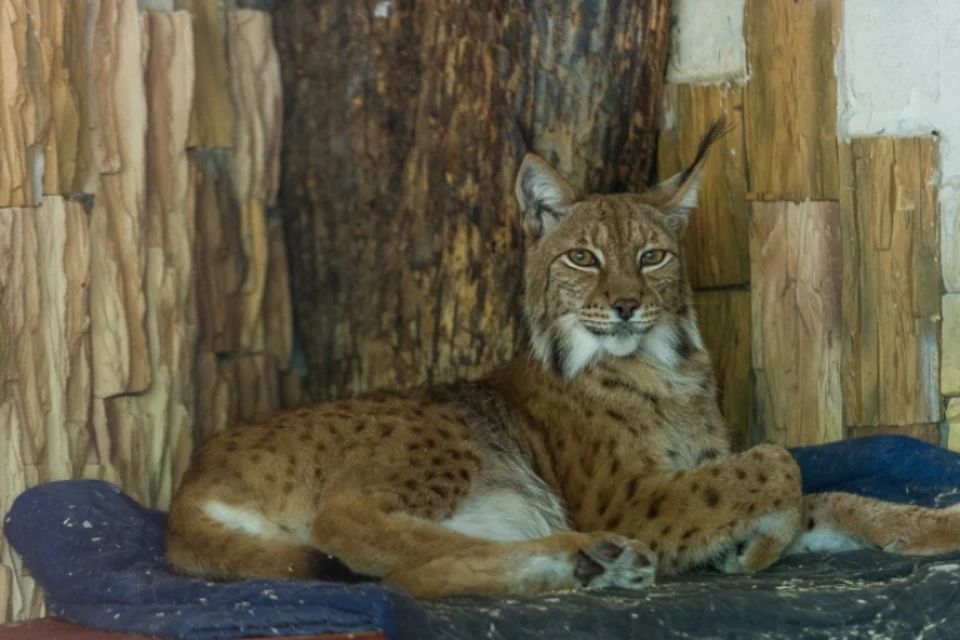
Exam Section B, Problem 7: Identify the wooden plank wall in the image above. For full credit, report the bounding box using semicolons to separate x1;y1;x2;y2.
661;0;946;450
0;0;295;622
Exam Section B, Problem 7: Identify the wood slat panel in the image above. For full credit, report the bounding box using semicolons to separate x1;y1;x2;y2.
943;293;960;394
195;352;280;444
89;0;151;397
948;398;960;453
849;424;940;446
227;10;282;206
0;210;44;493
33;199;95;480
29;0;93;196
264;218;294;370
743;0;840;200
840;137;941;426
942;193;960;294
238;199;268;351
101;11;198;509
659;83;749;289
194;351;235;444
0;0;44;206
0;463;44;622
1;1;291;624
695;289;751;451
0;198;92;623
178;0;235;147
0;200;94;477
193;151;245;354
750;200;843;446
147;8;198;501
224;10;283;352
229;353;281;421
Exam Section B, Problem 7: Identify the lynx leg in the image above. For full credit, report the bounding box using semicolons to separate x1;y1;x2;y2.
789;492;960;556
383;532;656;599
623;444;803;575
312;489;656;598
311;489;487;576
166;496;334;580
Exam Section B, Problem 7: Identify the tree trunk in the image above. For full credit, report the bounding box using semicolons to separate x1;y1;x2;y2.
273;0;672;400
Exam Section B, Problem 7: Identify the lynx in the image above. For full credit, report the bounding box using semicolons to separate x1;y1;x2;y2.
167;120;960;599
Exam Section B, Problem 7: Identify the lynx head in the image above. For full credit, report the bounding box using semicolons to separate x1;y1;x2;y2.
514;119;731;379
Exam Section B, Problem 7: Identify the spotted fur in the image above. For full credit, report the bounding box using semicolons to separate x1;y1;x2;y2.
167;119;960;599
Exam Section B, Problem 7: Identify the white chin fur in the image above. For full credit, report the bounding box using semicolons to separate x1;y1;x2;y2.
602;333;640;357
559;316;602;378
531;315;685;379
641;322;679;368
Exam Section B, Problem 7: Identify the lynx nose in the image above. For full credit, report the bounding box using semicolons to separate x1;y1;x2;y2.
612;298;640;321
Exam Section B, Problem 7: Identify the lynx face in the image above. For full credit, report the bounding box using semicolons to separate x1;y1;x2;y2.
522;194;690;377
515;120;730;378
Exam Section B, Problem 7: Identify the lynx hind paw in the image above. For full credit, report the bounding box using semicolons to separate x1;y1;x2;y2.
718;528;795;574
574;537;657;591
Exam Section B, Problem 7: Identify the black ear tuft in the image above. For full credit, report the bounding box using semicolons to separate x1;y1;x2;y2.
647;117;734;235
511;115;535;155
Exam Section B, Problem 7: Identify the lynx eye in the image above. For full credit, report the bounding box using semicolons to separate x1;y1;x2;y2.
639;249;668;267
566;249;599;268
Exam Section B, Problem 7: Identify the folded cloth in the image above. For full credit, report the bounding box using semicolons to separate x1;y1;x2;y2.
4;435;960;639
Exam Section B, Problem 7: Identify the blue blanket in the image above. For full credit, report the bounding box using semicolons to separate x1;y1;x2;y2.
5;435;960;640
3;480;409;639
791;434;960;507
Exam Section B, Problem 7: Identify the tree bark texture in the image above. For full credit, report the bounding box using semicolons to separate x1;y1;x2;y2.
274;0;673;400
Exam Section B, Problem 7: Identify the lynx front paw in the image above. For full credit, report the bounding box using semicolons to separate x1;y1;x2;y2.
717;529;792;574
574;537;657;591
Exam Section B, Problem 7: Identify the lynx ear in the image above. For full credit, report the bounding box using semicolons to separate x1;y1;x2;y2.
515;154;576;239
647;117;734;234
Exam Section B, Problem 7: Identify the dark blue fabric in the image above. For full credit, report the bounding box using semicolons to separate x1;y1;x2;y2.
3;479;401;639
790;435;960;508
5;435;960;640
